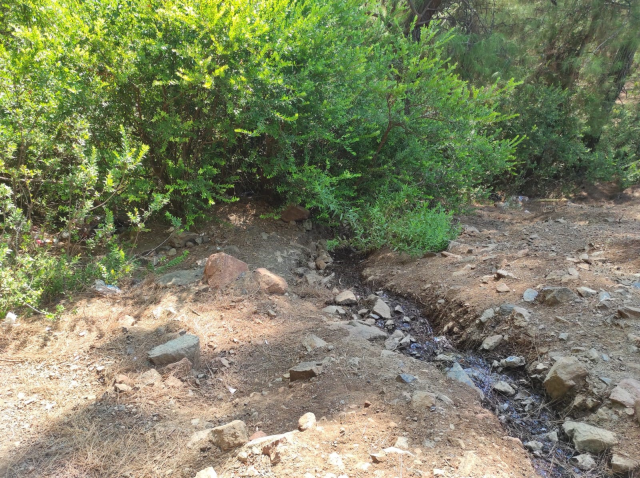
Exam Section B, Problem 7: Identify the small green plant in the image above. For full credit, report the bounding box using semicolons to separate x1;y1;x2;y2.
347;188;460;256
325;238;341;252
152;250;189;275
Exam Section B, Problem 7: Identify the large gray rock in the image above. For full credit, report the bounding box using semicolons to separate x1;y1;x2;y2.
480;334;503;351
523;289;538;302
148;334;200;366
335;290;357;305
540;287;577;305
493;381;516;396
302;334;327;352
543;356;588;400
156;268;204;286
210;420;248;450
366;295;391;319
289;361;322;381
609;378;640;408
411;391;437;410
611;454;640;474
618;306;640;319
343;320;388;341
447;363;483;399
562;421;618;453
571;454;596;471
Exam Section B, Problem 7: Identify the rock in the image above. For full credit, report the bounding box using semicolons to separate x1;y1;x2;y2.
236;450;249;463
394;437;409;450
576;287;596;298
194;467;217;478
114;383;132;393
496;283;511;293
148;334;200;366
598;291;611;302
570;454;596;471
562;421;618;453
370;452;387;463
343;321;388;341
618;306;640;319
156;268;204;287
447;363;483;398
139;368;162;386
203;253;248;289
540;287;577;305
499;303;516;315
496;269;517;279
254;268;288;294
115;374;135;387
383;446;414;456
289;362;322;381
298;412;316;431
411;391;437;410
210;420;249;450
524;441;543;452
611;454;640;473
280;205;310;222
302;334;327;352
479;308;494;323
500;356;525;368
385;329;404;351
543;357;588;400
609;378;640;408
168;232;199;248
370;298;391;319
558;332;569;341
187;429;214;450
511;306;531;325
305;271;322;285
396;373;417;384
322;306;346;315
480;335;503;351
335;291;357;305
493;381;516;396
523;289;538;302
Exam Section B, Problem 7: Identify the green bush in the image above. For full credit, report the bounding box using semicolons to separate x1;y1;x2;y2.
1;0;521;315
347;188;460;256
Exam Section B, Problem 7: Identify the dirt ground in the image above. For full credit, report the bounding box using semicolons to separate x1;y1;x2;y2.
0;189;639;478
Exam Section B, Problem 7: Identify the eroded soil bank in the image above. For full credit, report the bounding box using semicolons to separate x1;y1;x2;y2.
359;191;640;476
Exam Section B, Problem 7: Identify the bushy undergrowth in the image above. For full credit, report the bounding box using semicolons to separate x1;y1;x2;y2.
0;0;521;315
348;189;460;256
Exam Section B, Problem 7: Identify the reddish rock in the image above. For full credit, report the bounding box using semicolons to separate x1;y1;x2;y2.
280;205;310;222
254;268;288;294
249;430;267;441
204;253;248;289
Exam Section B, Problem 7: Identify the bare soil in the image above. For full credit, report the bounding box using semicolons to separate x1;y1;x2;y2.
1;192;638;478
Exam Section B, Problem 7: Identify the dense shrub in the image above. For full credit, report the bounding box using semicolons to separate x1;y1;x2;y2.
1;0;519;315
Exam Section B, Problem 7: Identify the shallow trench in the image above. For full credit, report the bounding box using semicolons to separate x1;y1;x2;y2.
327;250;595;478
